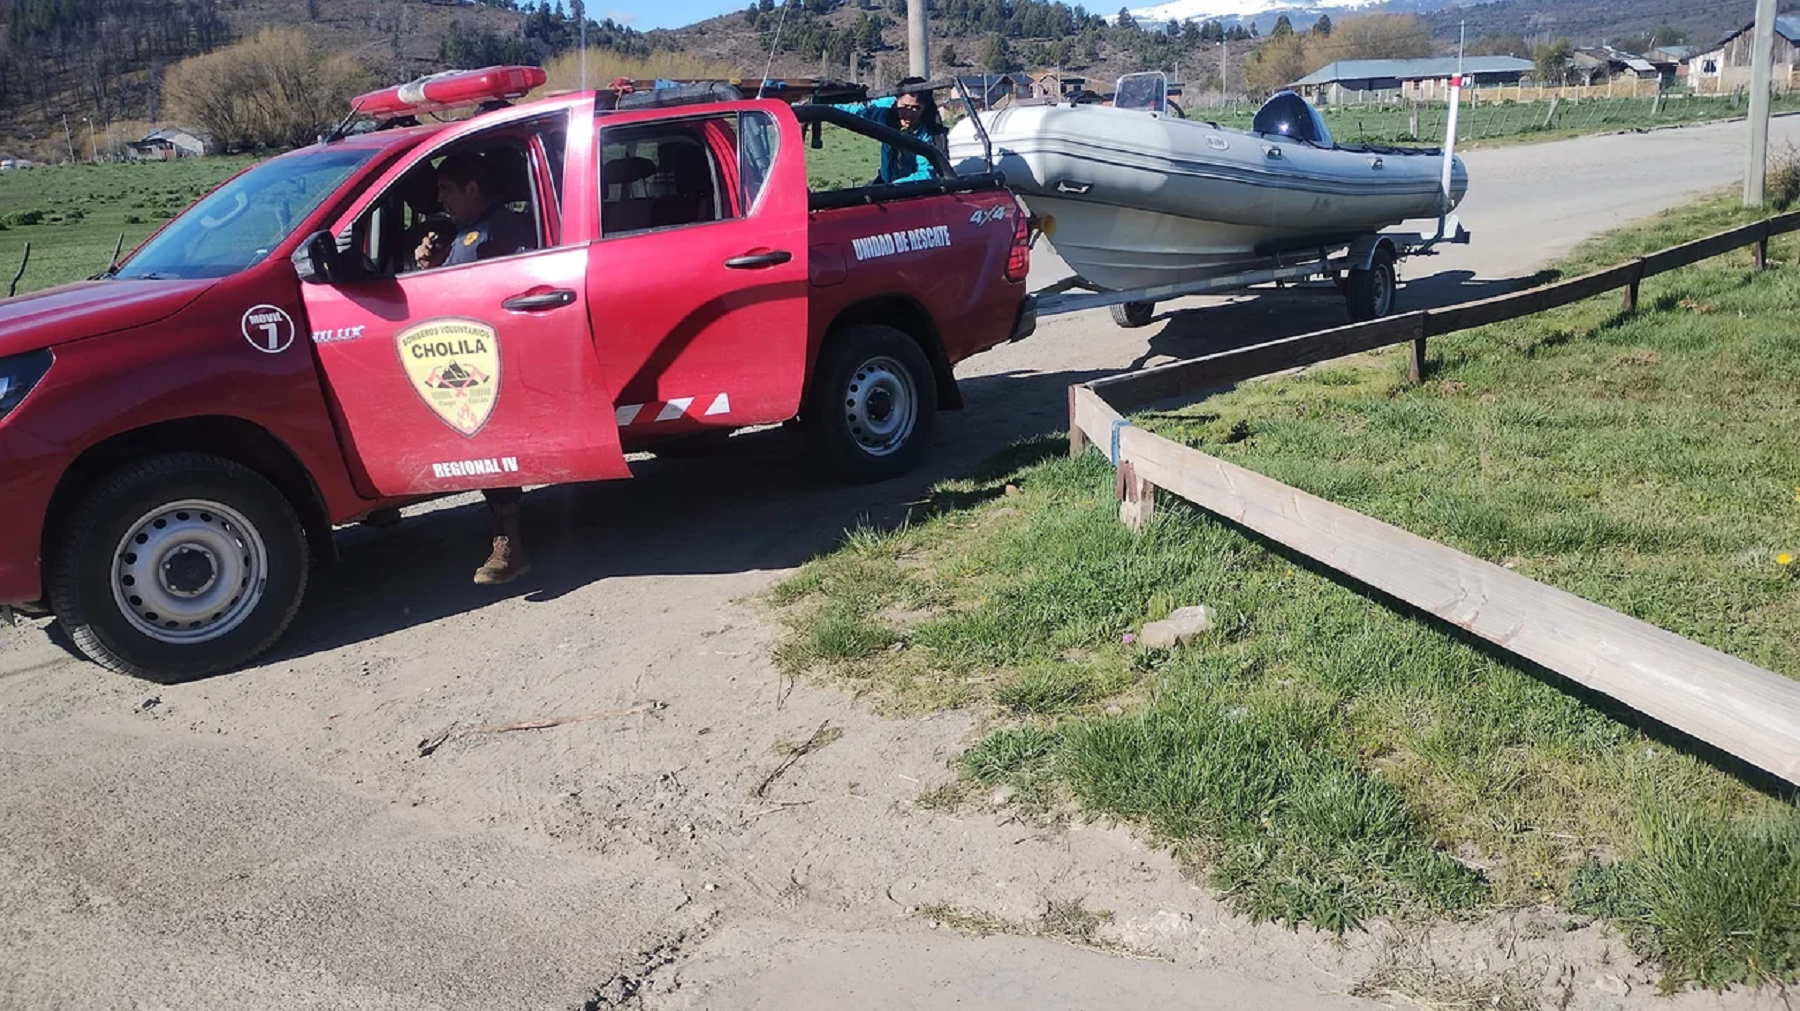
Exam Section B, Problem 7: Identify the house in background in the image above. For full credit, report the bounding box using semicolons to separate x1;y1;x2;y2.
1290;57;1533;104
1571;46;1661;86
951;73;1034;110
125;127;212;160
1690;16;1800;93
1648;45;1699;87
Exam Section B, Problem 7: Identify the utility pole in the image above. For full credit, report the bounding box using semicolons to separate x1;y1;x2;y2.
907;0;929;77
62;115;75;164
1220;39;1229;97
1746;0;1777;207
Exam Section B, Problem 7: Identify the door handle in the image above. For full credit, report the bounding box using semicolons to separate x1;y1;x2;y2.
501;288;576;311
724;250;793;269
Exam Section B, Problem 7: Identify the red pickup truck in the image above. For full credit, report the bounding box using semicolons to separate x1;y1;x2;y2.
0;69;1035;680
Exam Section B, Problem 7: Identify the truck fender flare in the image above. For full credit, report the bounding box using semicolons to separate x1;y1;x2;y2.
42;417;338;586
819;295;963;411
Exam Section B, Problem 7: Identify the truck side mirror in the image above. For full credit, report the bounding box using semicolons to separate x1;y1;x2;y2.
291;230;340;284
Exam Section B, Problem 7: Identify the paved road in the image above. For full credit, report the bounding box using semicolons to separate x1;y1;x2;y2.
5;117;1797;1011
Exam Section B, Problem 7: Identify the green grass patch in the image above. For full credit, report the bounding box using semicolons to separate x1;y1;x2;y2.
771;196;1800;989
0;157;252;295
1191;93;1800;150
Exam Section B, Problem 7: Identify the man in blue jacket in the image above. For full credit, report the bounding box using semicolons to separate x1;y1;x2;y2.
831;77;946;185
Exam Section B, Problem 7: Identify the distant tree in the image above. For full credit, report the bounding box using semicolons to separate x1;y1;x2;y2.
1313;14;1331;35
744;2;758;21
942;41;962;65
1200;19;1224;42
167;28;372;150
1082;32;1102;61
1309;13;1429;62
1271;14;1292;37
1467;34;1529;58
1115;6;1136;31
1181;19;1199;43
1533;37;1572;85
759;0;775;12
306;0;321;20
1165;19;1180;37
1226;24;1250;41
1245;31;1306;95
982;30;1019;70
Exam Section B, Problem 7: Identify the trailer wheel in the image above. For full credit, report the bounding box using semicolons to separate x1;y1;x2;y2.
805;324;937;483
1111;301;1156;329
48;453;309;683
1346;249;1397;322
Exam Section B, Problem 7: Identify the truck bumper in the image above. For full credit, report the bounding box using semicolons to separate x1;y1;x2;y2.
1007;295;1038;344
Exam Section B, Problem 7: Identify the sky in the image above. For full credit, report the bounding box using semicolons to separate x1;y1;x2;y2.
570;0;743;31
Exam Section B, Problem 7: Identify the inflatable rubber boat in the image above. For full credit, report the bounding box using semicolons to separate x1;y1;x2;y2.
947;79;1469;290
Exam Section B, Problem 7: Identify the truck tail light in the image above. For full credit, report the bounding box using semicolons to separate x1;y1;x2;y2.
352;66;548;121
1005;201;1030;283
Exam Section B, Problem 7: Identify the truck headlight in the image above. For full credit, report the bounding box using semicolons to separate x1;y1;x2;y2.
0;349;52;421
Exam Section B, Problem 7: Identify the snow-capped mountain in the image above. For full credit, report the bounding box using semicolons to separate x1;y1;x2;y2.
1122;0;1455;32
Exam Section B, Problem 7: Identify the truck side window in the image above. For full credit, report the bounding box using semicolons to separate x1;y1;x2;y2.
738;111;778;214
600;114;743;238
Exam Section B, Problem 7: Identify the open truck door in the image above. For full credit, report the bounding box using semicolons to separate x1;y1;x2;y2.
296;97;633;497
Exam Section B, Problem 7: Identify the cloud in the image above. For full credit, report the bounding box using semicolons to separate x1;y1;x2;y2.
606;9;637;23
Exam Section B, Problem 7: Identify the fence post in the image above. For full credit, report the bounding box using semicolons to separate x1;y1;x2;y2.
1756;222;1771;270
1067;386;1087;457
1408;332;1427;384
1116;460;1155;533
1622;258;1646;312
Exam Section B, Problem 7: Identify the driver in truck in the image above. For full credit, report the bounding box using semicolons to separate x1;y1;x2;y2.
411;150;538;585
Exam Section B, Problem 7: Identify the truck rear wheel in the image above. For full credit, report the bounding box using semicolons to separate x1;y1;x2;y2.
1346;249;1397;322
48;453;310;682
805;324;937;483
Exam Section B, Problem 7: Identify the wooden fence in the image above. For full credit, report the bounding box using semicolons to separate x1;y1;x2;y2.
1067;211;1800;787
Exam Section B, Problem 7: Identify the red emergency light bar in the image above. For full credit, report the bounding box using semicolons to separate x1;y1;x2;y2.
352;65;548;120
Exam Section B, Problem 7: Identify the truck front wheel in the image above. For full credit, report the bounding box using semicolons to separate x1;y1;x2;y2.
48;453;310;682
805;324;938;483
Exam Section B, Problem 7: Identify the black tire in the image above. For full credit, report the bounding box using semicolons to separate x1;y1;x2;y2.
1111;301;1156;328
48;453;310;682
1346;248;1398;322
805;324;938;483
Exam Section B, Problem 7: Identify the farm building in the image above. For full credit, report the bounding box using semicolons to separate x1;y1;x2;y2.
1290;57;1533;104
1570;46;1661;85
1689;16;1800;93
125;127;211;160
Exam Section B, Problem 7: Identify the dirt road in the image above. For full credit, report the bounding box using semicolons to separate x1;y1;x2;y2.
5;118;1798;1011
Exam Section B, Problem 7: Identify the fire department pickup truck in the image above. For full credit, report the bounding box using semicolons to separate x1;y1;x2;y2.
0;67;1035;680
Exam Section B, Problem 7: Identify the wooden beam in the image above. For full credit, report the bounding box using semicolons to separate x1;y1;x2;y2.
1067;386;1087;458
1116;426;1800;787
1090;312;1427;412
1640;221;1767;276
1115;460;1155;532
1423;261;1643;337
1070;384;1124;460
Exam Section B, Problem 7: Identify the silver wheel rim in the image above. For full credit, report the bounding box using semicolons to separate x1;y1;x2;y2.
843;355;918;457
111;499;269;645
1374;265;1394;316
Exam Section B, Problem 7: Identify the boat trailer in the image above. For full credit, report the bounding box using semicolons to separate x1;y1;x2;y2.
1027;216;1472;330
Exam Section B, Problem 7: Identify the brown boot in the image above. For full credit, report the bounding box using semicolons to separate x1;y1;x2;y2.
473;501;531;585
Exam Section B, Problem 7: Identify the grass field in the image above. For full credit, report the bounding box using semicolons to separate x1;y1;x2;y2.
1193;93;1800;148
771;198;1800;991
0;158;254;297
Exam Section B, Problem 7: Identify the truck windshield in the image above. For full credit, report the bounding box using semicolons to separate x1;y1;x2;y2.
114;147;378;280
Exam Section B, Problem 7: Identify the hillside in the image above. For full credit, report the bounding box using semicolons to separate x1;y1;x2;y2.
0;0;585;161
2;0;1790;163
